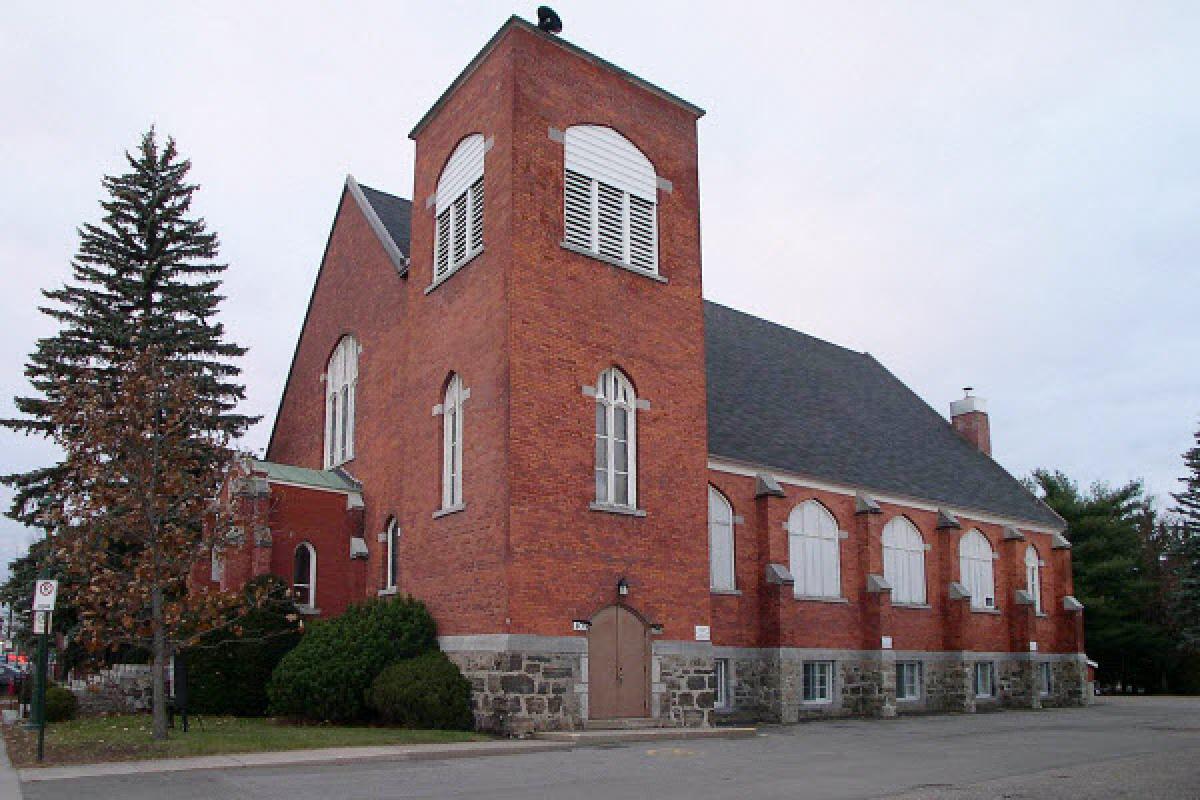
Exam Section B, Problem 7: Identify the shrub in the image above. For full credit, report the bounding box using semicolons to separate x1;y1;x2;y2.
184;575;302;716
267;596;437;722
367;651;474;730
44;686;78;723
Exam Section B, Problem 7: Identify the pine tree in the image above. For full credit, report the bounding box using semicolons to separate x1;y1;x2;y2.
1170;423;1200;649
2;130;257;739
3;129;254;530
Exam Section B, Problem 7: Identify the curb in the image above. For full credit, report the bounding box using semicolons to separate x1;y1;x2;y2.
18;739;575;783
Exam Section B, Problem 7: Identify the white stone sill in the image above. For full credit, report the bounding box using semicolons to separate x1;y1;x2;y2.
377;587;399;597
588;502;647;518
424;248;484;294
971;608;1003;615
298;607;321;616
433;503;467;519
892;603;932;610
710;588;742;596
793;596;849;604
560;242;668;283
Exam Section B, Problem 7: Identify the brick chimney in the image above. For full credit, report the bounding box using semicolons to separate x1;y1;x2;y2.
950;388;991;456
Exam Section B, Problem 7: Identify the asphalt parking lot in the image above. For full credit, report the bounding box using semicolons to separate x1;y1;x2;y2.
19;696;1200;800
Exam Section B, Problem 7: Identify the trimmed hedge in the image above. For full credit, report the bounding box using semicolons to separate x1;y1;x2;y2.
266;596;437;722
367;651;473;730
44;686;78;723
185;575;302;716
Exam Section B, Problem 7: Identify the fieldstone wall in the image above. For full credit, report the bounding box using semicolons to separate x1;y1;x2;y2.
68;665;154;716
998;659;1038;709
839;657;896;717
925;659;975;712
657;654;714;727
446;650;582;734
725;655;780;723
1043;658;1089;708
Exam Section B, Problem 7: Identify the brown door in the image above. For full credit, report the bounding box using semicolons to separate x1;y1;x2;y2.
588;605;651;719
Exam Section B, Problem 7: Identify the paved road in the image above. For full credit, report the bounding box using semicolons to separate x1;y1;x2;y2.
21;697;1200;800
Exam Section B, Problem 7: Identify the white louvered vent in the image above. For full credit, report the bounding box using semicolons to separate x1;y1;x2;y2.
562;125;658;275
433;133;486;282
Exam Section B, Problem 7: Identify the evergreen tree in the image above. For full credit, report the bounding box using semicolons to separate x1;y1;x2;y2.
1;130;257;738
1031;470;1170;691
1171;423;1200;649
2;129;254;531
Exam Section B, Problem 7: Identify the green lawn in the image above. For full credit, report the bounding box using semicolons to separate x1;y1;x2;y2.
5;714;491;767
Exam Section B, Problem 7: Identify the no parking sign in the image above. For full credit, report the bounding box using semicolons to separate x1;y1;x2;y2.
32;580;58;612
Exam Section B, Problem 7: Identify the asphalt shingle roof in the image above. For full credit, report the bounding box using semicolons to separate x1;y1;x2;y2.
357;184;412;256
704;301;1064;530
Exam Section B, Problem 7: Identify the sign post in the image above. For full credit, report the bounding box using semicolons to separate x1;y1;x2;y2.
31;579;57;763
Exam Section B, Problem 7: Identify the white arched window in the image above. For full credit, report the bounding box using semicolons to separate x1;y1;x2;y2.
788;500;842;599
384;517;399;591
563;125;658;274
708;487;735;590
594;367;637;508
883;517;927;605
442;375;465;509
1025;544;1043;614
293;542;316;609
959;529;996;610
434;134;485;280
324;335;358;469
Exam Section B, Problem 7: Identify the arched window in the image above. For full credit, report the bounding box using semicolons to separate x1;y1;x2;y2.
959;529;996;610
883;517;927;605
1025;544;1043;614
434;134;485;280
293;542;316;609
384;517;400;591
442;375;465;509
324;335;358;469
788;500;842;599
708;487;735;590
594;368;637;508
563;125;658;274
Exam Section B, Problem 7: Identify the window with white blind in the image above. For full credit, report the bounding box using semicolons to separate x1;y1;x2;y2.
324;336;358;469
563;125;658;274
1025;544;1043;614
384;517;399;591
709;487;735;591
973;662;995;698
897;661;923;701
959;529;996;610
594;368;637;508
1037;662;1052;696
883;516;927;605
441;375;465;510
714;658;731;710
788;500;842;599
802;661;834;703
293;542;317;610
434;134;485;282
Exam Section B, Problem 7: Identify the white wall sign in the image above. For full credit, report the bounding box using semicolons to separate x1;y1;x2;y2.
572;620;591;632
1029;641;1038;652
694;625;711;642
881;636;893;650
32;611;50;635
32;580;58;612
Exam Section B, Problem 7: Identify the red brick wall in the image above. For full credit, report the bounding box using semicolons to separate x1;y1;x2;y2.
706;470;1080;654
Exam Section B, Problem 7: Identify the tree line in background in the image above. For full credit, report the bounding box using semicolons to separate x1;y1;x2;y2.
1029;424;1200;693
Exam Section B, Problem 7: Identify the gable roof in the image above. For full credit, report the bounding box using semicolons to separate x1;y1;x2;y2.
409;15;704;140
704;301;1065;530
356;182;412;257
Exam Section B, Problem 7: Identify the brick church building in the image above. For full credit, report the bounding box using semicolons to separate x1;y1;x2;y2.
202;15;1088;731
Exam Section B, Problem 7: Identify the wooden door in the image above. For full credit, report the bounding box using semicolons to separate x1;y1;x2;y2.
588;605;650;719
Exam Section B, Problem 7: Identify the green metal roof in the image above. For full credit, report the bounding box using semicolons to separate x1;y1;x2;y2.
252;460;361;493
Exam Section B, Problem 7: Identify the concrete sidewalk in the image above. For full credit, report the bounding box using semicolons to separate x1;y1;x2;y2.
15;726;755;784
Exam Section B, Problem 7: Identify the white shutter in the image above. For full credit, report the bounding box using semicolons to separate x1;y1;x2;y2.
435;210;451;277
596;182;625;261
564;169;593;249
628;195;656;271
822;535;840;597
452;193;468;265
469;175;484;253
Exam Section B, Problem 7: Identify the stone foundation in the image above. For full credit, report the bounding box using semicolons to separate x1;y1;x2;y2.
442;636;1089;733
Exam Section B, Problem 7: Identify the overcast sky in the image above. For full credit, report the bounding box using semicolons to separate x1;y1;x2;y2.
1;2;1197;577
